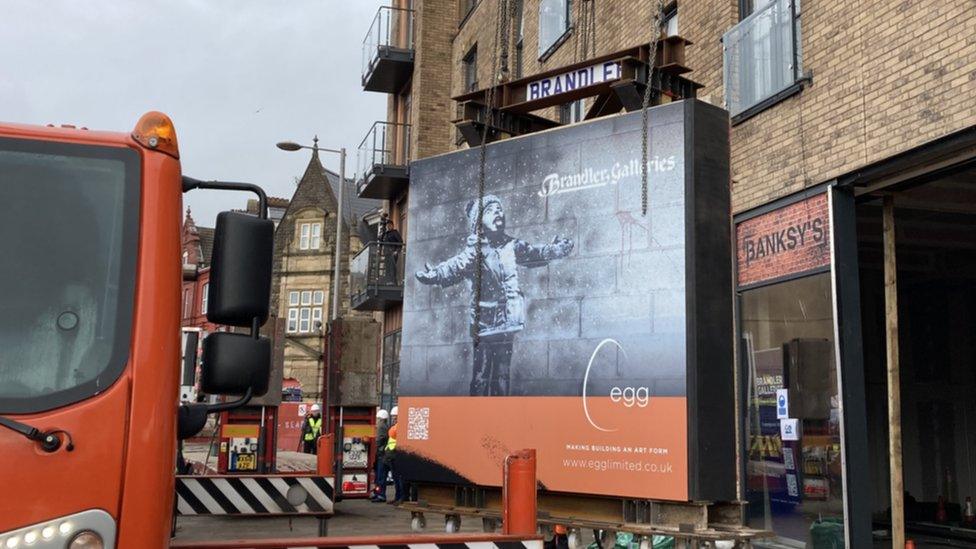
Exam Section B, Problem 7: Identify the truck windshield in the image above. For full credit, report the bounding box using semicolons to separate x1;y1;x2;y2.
0;138;139;414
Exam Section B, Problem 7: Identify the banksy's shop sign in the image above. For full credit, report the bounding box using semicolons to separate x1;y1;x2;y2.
527;60;621;101
736;193;831;287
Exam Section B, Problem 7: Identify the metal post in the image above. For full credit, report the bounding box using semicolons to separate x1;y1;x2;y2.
883;194;904;548
332;148;346;321
502;449;537;535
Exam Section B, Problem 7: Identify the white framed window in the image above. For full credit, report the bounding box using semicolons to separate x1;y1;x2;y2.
287;289;324;334
201;283;209;314
299;223;311;249
310;223;322;249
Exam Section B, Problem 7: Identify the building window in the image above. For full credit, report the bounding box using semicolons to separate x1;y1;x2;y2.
538;0;572;58
287;289;325;334
459;0;477;23
183;288;192;319
299;222;322;250
381;330;401;410
311;223;321;249
182;250;189;265
463;45;478;92
200;283;208;315
559;100;585;124
739;273;843;543
663;3;678;36
723;0;803;119
513;0;525;78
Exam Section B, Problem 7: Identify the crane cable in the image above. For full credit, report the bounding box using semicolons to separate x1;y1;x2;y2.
640;0;667;216
473;0;509;349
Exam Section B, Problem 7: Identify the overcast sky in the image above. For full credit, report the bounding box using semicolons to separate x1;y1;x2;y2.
0;1;387;226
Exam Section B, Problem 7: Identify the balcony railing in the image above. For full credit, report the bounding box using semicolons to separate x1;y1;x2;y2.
362;6;415;93
357;121;411;199
350;241;404;311
723;0;802;119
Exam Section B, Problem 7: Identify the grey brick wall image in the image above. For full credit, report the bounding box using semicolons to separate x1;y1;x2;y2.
402;103;690;398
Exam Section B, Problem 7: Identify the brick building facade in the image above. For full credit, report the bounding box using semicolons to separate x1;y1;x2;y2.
359;0;976;545
272;148;382;403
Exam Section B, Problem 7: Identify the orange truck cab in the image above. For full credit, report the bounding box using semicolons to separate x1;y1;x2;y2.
0;113;274;549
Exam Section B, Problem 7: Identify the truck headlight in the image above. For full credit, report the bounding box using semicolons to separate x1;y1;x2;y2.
69;531;103;549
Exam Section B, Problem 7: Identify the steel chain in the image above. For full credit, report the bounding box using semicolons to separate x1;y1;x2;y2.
641;0;666;216
474;0;507;348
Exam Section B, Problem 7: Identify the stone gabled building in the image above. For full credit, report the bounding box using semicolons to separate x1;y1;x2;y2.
271;143;382;402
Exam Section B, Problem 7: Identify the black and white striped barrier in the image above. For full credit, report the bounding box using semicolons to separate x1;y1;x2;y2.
175;475;334;516
171;535;545;549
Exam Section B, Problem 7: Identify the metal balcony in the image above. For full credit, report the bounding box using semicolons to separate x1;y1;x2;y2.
362;6;415;93
350;242;404;311
357;121;410;200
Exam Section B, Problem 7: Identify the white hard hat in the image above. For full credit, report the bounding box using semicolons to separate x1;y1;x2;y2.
390;406;399;416
310;404;321;413
377;409;390;420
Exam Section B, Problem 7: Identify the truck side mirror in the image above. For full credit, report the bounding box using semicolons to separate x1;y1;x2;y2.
207;211;274;327
201;332;270;397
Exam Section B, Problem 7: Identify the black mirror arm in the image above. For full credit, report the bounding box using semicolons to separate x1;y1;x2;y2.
182;177;268;220
177;387;254;440
205;386;253;413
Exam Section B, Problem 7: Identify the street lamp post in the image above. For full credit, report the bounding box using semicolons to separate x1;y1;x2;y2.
276;137;347;322
277;137;348;449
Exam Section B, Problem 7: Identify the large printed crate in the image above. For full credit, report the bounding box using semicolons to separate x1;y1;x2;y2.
399;99;733;502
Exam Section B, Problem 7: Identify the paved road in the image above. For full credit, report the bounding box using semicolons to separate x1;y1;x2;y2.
173;490;484;542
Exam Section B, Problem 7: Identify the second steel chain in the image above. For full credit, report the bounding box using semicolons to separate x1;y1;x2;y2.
641;0;666;216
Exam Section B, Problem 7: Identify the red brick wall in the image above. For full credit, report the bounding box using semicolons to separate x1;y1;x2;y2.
735;193;831;287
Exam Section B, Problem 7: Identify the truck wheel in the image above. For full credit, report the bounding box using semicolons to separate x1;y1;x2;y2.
411;513;426;532
445;514;461;533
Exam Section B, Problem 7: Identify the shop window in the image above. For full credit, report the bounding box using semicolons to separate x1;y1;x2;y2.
287;289;324;334
463;45;478;92
538;0;572;59
723;0;803;121
740;273;845;545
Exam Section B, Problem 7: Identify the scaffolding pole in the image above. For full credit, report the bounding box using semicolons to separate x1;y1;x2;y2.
883;194;904;548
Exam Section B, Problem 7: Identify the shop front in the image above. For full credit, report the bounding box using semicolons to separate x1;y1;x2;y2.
735;128;976;548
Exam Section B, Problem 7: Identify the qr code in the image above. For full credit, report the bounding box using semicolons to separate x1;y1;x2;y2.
407;407;430;440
